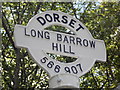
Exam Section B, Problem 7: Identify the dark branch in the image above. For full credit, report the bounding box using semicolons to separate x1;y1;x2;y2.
2;12;16;50
34;2;42;15
70;2;79;20
25;65;39;78
91;71;99;88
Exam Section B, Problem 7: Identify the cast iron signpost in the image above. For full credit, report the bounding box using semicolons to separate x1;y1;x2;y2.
14;11;106;88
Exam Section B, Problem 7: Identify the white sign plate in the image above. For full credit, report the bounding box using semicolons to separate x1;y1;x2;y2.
14;11;106;77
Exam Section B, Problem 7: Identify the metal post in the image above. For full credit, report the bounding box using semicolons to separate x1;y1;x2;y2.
49;74;80;88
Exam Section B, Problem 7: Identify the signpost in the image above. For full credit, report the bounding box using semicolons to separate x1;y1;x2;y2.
14;11;106;88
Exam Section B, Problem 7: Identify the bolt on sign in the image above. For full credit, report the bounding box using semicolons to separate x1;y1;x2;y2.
14;11;106;88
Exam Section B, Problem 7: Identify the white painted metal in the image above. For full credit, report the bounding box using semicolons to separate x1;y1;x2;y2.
14;11;106;88
49;74;79;88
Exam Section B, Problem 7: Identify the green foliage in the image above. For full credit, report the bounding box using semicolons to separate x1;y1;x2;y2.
1;2;120;89
79;2;120;89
